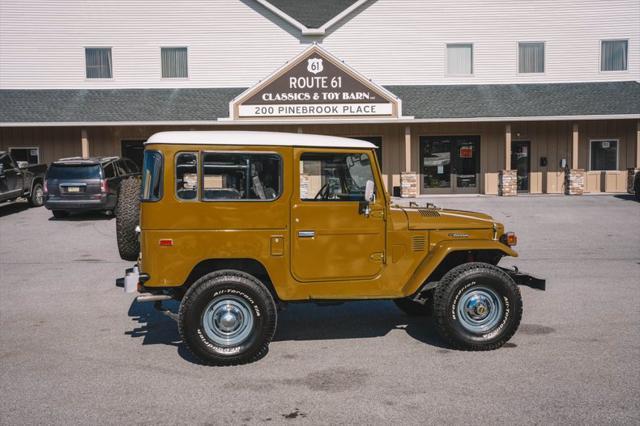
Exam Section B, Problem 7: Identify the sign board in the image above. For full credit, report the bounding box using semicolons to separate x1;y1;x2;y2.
459;146;473;159
230;45;399;120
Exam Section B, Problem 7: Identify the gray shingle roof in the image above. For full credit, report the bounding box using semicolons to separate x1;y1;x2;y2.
388;81;640;119
263;0;359;28
0;82;638;124
0;88;244;123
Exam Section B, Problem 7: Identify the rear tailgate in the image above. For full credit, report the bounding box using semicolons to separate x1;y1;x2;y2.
46;164;102;197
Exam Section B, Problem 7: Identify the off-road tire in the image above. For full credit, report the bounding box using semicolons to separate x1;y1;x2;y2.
433;262;522;351
52;210;68;218
115;177;140;261
28;182;44;207
394;297;433;316
178;270;277;366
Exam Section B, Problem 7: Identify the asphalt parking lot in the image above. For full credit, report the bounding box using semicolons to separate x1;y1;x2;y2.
1;195;639;425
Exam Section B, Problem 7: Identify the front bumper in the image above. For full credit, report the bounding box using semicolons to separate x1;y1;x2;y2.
501;267;546;291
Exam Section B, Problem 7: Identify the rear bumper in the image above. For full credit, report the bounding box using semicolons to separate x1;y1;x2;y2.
501;267;546;291
45;196;112;211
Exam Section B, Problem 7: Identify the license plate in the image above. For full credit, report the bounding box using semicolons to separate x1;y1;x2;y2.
67;187;80;193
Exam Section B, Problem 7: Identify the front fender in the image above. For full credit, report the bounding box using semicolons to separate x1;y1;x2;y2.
401;239;518;296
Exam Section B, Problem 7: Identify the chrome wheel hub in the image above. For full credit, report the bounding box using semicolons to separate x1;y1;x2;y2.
35;187;44;204
457;287;504;334
202;295;254;347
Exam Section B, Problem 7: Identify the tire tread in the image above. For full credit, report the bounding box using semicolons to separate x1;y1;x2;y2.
433;262;522;351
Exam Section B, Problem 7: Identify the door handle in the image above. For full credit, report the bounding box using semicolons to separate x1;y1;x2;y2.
297;231;315;238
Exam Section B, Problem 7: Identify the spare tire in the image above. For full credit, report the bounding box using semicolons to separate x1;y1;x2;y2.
116;177;141;261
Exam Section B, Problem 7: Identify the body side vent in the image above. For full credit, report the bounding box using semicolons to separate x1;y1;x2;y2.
412;235;426;251
418;209;440;217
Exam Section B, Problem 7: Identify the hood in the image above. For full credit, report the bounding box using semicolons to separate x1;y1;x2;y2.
402;207;496;230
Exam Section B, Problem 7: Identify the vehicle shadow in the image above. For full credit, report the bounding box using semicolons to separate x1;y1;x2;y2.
125;299;448;364
48;211;115;221
613;194;638;202
0;201;31;217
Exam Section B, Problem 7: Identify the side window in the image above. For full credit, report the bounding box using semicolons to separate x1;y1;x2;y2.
202;152;281;201
176;152;198;200
103;163;115;178
300;152;374;201
114;160;127;176
125;159;139;173
0;154;13;170
141;150;162;201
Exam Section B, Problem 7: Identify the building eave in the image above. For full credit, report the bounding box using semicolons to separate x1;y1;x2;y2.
2;114;638;128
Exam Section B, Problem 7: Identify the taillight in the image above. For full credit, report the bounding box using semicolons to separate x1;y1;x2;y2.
500;232;517;247
43;179;48;194
101;179;109;193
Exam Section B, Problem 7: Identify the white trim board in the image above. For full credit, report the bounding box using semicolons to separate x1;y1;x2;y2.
2;114;639;128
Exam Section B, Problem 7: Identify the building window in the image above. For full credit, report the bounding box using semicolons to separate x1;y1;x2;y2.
161;47;188;78
518;42;545;73
590;140;618;171
601;40;628;71
85;48;112;79
9;147;39;164
447;44;473;75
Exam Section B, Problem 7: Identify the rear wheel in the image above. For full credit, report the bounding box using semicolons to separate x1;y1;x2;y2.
433;262;522;351
115;177;140;261
52;210;68;218
28;183;44;207
178;270;277;366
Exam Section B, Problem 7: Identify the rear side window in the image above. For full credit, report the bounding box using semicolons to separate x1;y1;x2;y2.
176;152;198;200
103;163;116;178
141;150;163;201
47;164;101;179
202;152;281;201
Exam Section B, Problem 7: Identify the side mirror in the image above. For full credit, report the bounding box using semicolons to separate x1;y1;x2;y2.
364;179;375;203
17;161;28;169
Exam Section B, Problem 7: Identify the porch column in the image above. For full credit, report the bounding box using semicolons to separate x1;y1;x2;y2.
81;129;90;158
628;120;640;193
400;125;418;198
499;124;517;196
571;123;579;169
636;120;640;168
565;123;585;195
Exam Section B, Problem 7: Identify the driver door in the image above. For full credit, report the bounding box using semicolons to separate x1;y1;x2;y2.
291;149;385;282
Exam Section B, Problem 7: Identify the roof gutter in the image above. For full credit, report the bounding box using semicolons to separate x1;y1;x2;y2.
2;114;638;127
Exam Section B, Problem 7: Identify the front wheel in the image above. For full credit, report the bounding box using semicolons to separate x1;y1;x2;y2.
178;270;277;366
433;262;522;351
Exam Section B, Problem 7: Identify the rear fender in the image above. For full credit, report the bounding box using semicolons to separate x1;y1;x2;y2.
402;239;518;296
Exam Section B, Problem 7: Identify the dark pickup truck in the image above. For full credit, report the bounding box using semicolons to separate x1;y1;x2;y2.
0;151;47;207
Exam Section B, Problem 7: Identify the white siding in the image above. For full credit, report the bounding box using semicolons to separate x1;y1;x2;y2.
1;0;639;89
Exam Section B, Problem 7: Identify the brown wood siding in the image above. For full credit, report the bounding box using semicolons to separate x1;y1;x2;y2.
1;119;636;194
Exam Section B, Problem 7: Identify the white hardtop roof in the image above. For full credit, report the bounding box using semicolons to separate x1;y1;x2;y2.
145;131;377;149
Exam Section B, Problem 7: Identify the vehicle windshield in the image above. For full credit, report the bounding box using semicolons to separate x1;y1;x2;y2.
47;164;101;179
141;150;162;201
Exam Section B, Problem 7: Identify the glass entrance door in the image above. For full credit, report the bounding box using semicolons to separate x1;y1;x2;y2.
420;136;480;193
511;141;530;192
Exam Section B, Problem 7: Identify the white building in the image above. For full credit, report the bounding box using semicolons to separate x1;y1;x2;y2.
1;0;639;195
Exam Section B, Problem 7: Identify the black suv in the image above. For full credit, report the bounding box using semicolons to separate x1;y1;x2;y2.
44;156;139;218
